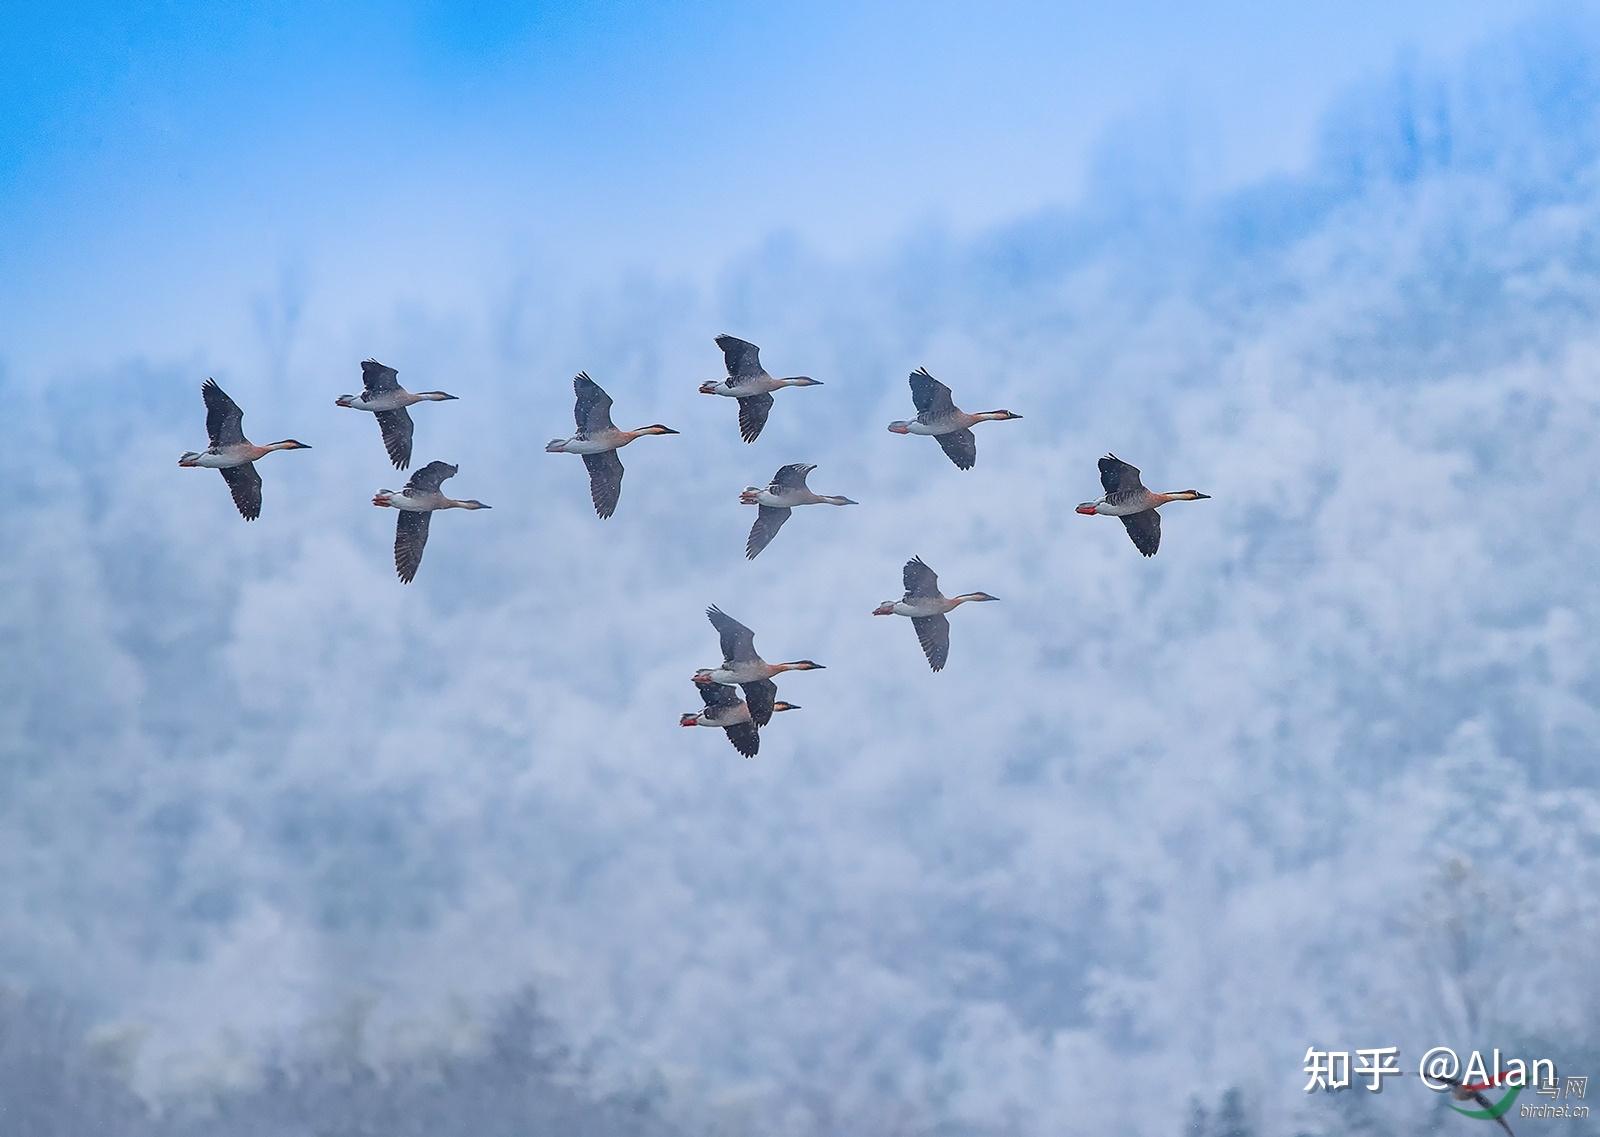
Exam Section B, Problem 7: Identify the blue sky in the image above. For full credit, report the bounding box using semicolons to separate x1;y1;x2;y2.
5;6;1600;1137
1;2;1517;379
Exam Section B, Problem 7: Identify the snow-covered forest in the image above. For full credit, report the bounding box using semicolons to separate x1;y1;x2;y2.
3;8;1599;1136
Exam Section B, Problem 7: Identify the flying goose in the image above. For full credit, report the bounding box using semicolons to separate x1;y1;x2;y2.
872;556;999;672
372;460;491;583
699;334;822;443
740;462;857;559
546;372;678;518
693;605;824;726
1075;454;1209;557
886;367;1021;470
178;378;311;520
336;358;458;470
679;679;800;758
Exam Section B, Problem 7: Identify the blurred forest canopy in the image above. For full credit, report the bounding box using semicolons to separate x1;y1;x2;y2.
2;980;1591;1136
0;984;685;1137
5;9;1600;1137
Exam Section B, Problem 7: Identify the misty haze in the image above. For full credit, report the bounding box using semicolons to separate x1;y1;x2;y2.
2;4;1598;1135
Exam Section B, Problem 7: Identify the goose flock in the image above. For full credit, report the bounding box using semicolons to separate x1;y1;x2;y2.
180;334;1210;757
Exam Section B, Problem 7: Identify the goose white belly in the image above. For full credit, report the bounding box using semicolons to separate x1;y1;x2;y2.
384;492;436;511
195;448;252;468
893;599;946;618
699;662;767;684
753;488;805;507
1093;499;1152;517
556;436;621;455
907;419;958;437
711;379;777;398
347;391;411;412
703;705;751;728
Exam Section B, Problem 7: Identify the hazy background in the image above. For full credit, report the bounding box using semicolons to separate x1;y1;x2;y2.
3;3;1599;1134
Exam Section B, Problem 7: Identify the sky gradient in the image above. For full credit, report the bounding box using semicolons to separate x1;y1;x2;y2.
3;5;1599;1136
2;2;1516;377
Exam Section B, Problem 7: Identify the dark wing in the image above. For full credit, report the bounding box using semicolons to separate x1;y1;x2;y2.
218;463;261;521
582;450;624;519
723;722;760;758
745;505;791;559
698;680;743;711
1120;509;1161;557
912;614;951;672
770;462;815;491
375;408;414;470
909;368;957;418
738;392;774;443
394;510;432;583
361;359;401;394
716;334;764;381
706;605;757;663
202;378;245;447
741;679;777;727
405;460;458;494
935;428;977;470
903;556;940;598
1099;453;1145;494
573;372;616;435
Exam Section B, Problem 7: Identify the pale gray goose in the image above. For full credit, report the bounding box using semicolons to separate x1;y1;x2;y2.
373;460;491;583
178;378;311;521
1075;454;1209;557
693;605;824;726
336;358;458;470
546;372;677;518
872;556;999;672
698;334;823;443
740;462;857;559
679;679;800;758
886;367;1021;470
